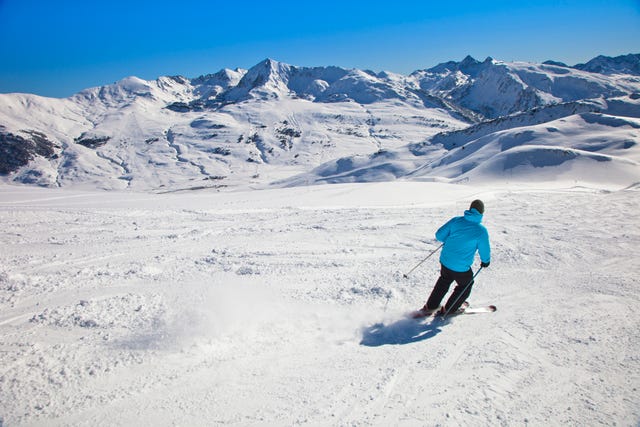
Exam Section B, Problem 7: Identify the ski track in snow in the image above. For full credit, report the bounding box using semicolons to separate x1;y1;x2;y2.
0;182;639;426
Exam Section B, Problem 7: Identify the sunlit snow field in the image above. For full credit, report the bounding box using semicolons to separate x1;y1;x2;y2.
1;181;638;425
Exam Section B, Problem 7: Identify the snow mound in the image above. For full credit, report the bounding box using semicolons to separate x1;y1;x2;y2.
414;111;640;185
30;293;166;330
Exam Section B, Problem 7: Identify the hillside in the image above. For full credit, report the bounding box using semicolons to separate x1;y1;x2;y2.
1;54;640;190
277;95;640;188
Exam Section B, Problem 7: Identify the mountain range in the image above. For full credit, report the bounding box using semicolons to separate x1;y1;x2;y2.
1;53;639;190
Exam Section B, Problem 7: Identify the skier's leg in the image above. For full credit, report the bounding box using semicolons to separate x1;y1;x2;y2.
444;268;474;313
425;264;454;310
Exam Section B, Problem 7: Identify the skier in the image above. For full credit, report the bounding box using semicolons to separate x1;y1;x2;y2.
419;199;491;316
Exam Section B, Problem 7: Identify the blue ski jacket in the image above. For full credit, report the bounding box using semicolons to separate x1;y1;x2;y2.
436;208;491;272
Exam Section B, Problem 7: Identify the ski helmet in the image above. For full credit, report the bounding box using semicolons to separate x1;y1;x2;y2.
470;199;485;214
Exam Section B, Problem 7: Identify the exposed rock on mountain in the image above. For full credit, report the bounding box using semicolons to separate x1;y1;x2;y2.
0;128;59;175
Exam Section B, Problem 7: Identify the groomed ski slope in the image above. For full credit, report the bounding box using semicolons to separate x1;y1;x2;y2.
0;181;638;426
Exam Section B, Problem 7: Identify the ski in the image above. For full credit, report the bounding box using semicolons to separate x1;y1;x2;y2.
410;309;437;319
410;301;470;319
459;305;497;314
439;304;497;317
410;302;496;319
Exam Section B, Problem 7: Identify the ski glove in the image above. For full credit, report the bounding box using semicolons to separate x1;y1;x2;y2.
480;261;490;268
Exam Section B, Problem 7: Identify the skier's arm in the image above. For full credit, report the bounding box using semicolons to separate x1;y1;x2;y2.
478;229;491;265
435;219;452;242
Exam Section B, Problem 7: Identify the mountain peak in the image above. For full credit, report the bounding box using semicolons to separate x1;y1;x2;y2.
223;58;293;101
193;68;246;86
425;55;489;75
461;55;480;66
458;55;488;75
574;53;640;75
254;58;291;72
543;60;569;67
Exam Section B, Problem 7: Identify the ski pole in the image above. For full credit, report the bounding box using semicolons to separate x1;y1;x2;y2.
403;243;443;279
443;266;483;317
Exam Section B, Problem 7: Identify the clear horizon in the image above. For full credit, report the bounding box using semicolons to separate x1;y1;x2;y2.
1;0;639;98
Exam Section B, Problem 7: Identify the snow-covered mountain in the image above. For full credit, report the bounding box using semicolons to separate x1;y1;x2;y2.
283;96;640;188
1;54;639;190
412;55;640;118
574;53;640;75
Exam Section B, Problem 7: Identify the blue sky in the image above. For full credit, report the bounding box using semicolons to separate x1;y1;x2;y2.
1;0;639;98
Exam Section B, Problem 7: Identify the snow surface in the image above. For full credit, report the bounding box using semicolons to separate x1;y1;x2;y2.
1;180;639;425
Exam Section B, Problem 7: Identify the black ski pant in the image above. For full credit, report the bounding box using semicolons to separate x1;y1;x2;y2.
426;264;474;312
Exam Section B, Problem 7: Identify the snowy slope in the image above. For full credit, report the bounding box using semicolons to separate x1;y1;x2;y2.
280;94;640;188
2;54;640;191
1;181;638;425
409;96;640;185
419;116;640;186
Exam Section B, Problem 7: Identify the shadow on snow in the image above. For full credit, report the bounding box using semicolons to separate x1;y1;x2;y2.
360;317;446;347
